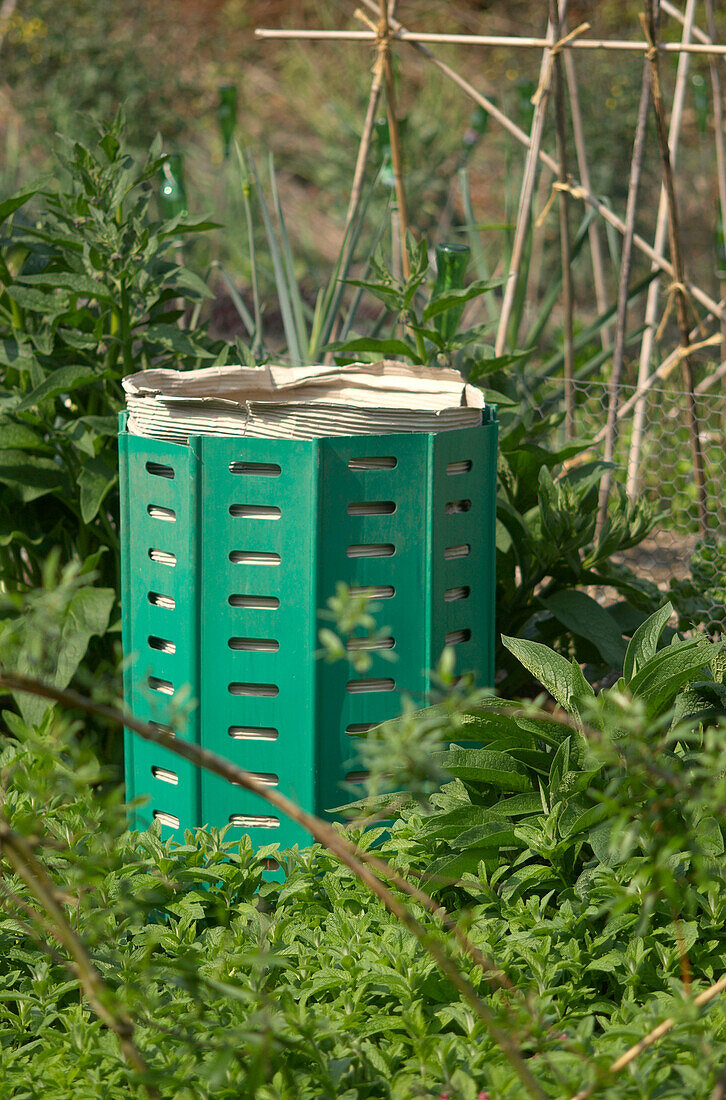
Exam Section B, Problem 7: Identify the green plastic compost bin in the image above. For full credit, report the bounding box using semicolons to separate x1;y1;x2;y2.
119;408;498;850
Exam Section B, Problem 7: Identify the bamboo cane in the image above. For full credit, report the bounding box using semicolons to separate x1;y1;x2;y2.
596;61;652;537
256;29;726;55
627;0;697;500
494;7;561;357
551;0;575;437
706;0;726;365
639;0;709;535
563;38;611;347
354;0;724;323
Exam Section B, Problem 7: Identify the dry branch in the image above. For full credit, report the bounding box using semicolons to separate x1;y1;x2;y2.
551;0;575;436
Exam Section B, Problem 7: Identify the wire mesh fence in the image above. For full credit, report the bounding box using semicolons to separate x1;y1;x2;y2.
564;377;726;637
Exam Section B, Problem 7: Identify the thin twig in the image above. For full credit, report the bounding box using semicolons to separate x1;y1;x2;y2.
641;0;709;536
627;0;697;500
495;6;561;356
595;61;651;536
355;0;724;322
569;971;726;1100
0;670;547;1099
0;823;159;1097
551;0;575;437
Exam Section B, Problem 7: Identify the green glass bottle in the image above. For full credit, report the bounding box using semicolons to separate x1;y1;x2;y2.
432;243;470;342
716;216;726;280
159;154;187;220
217;84;238;158
691;73;709;136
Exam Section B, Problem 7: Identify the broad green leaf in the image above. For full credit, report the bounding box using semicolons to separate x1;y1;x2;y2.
416;806;504;841
560;802;607;838
17;272;112;300
623;602;673;682
15;585;115;725
542;589;626;669
15;365;98;412
629;638;722;714
0;422;51;452
0;449;65;502
78;456;117;523
422;848;496;885
431;748;531;791
141;323;215;358
502;635;593;713
449;821;519;850
0;186;41;224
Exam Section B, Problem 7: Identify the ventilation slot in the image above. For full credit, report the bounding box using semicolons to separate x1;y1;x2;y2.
147;505;176;522
148;635;176;654
229;505;281;520
346;723;377;735
151;767;179;785
346;543;395;559
149;721;174;738
229;461;281;477
153;811;179;828
241;772;279;787
229;814;280;829
349;585;395;600
146;461;174;480
228;682;279;697
148;549;177;567
348;456;397;471
346;771;369;784
229;726;279;741
148;591;175;610
149;676;174;696
445;586;471;603
346;678;396;694
229;551;281;566
444;544;471;561
347;501;396;516
229;594;280;610
347;636;395;652
446;460;472;476
445;500;471;515
445;629;471;646
228;637;279;652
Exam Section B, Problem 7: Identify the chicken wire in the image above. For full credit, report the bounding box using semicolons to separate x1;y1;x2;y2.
565;377;726;638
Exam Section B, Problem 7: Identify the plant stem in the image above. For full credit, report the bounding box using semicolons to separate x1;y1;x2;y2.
378;0;410;278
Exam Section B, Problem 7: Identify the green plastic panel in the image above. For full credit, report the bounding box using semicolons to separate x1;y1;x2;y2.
119;411;497;849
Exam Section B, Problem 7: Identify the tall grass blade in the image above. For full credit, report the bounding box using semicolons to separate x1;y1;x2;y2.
268;153;308;360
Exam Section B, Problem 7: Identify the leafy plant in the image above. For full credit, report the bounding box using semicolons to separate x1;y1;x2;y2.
0;114;223;693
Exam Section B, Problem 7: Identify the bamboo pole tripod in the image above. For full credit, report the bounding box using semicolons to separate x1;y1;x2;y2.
256;2;726;534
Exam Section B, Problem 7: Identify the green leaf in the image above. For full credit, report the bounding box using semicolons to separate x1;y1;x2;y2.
449;821;519;850
17;272;112;300
542;589;627;669
422;279;503;322
78;456;117;523
623;602;673;683
629;638;723;714
324;336;417;359
15;365;98;412
0;449;65;502
0;422;51;452
0;186;41;225
430;748;531;791
15;585;115;725
502;635;594;713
